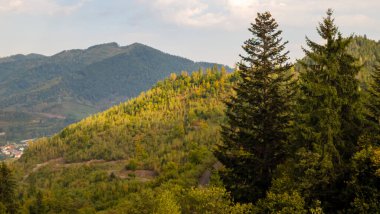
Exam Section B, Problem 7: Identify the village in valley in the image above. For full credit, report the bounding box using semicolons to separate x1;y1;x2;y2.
0;132;32;159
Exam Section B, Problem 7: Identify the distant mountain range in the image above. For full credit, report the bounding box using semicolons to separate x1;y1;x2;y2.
1;36;377;143
0;42;230;142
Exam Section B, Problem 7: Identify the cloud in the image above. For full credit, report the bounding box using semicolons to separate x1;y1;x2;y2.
0;0;90;15
141;0;380;31
144;0;226;27
142;0;290;28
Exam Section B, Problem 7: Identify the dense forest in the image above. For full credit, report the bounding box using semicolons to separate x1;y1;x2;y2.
0;9;379;214
9;66;248;213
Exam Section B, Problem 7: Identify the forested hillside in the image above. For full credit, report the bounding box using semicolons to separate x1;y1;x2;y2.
9;67;252;213
0;43;228;143
348;36;380;84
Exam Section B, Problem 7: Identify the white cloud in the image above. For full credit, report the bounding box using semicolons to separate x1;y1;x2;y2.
142;0;380;31
226;0;259;19
144;0;226;27
0;0;89;15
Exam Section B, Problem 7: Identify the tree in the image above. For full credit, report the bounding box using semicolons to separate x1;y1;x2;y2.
215;11;294;203
29;191;47;214
294;9;362;211
154;190;180;214
0;162;18;214
348;146;380;213
363;62;380;146
346;60;380;212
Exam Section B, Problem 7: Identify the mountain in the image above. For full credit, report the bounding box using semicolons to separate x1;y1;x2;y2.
0;43;230;142
15;68;247;213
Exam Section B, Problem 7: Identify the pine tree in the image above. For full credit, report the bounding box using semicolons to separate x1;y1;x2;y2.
214;12;294;203
294;9;362;211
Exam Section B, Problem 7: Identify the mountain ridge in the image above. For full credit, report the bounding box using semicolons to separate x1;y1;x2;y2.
0;42;230;142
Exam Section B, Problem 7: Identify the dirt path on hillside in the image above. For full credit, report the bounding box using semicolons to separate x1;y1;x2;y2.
23;158;117;181
198;161;223;187
108;169;158;182
25;159;220;184
23;158;64;180
23;158;157;182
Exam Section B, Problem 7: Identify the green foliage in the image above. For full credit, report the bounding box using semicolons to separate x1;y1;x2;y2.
347;36;380;85
363;61;380;145
292;9;363;211
179;187;252;214
21;68;230;166
253;191;307;214
0;162;18;214
0;203;6;214
153;190;181;214
181;187;229;213
347;146;380;213
125;159;138;171
215;11;294;203
28;191;47;214
14;68;235;213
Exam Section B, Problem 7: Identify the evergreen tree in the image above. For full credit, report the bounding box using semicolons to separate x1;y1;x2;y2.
0;162;18;214
294;9;362;211
29;191;47;214
346;60;380;212
215;11;294;203
363;62;380;145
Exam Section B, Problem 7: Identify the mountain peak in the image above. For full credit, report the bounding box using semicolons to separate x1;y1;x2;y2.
128;42;147;47
87;42;120;50
125;42;156;51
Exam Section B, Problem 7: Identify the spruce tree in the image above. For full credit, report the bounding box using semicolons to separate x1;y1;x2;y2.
346;61;380;212
364;62;380;145
295;9;362;211
215;12;294;203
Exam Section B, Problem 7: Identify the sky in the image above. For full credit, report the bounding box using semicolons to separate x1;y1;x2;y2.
0;0;379;67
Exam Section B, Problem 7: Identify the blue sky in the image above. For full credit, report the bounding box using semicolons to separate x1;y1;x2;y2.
0;0;379;66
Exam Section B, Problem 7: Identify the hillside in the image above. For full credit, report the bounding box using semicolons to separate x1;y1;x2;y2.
348;36;380;84
14;68;250;213
0;43;229;143
295;36;380;86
